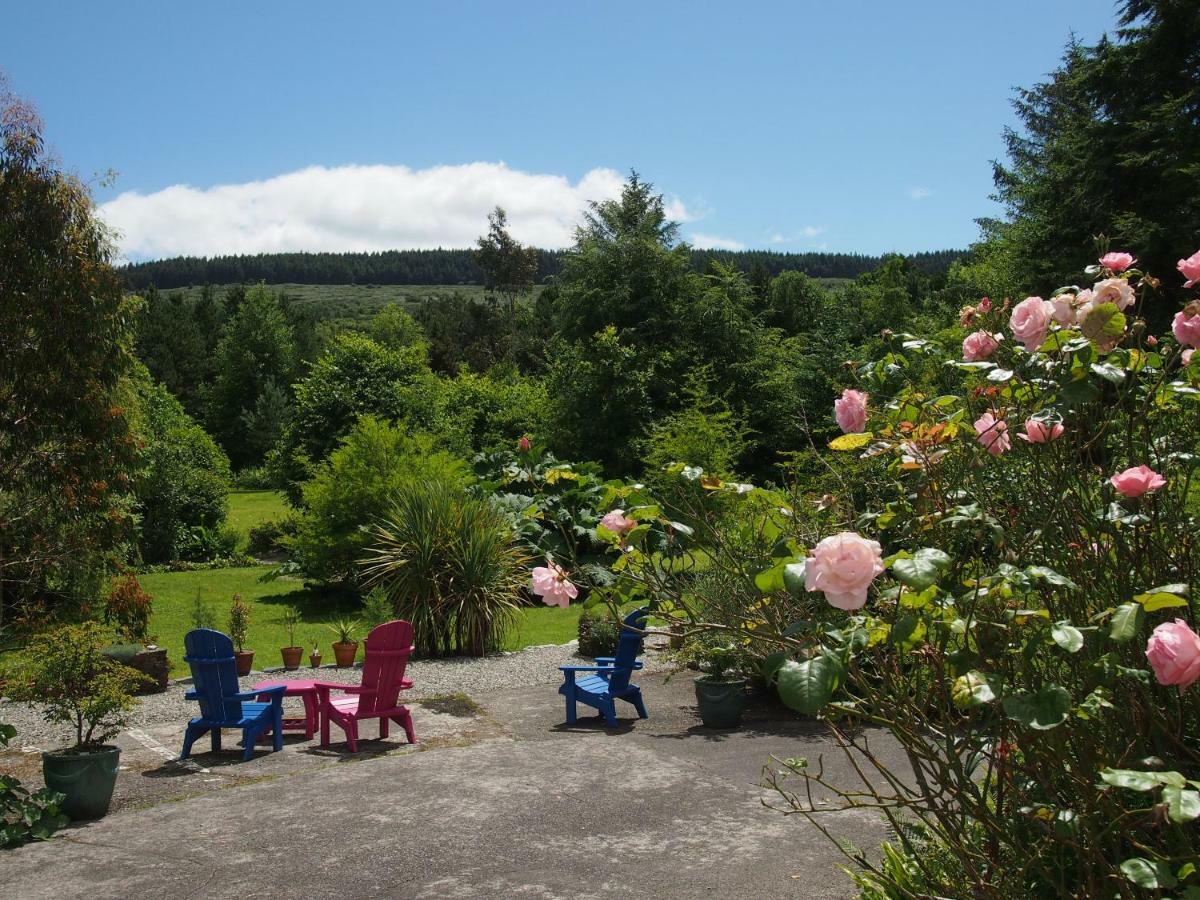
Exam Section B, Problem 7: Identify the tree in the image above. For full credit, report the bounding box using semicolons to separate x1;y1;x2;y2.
0;80;140;622
473;206;538;316
369;303;426;350
970;0;1200;314
207;283;296;468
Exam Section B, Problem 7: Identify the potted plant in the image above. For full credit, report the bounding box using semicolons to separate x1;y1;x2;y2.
7;623;147;820
280;605;303;670
309;641;322;668
690;643;748;729
326;617;360;667
228;593;254;676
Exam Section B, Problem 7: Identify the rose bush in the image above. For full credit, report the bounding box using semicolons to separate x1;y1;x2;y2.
576;247;1200;897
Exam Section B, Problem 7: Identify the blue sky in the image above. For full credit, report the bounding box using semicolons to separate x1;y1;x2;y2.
3;1;1117;258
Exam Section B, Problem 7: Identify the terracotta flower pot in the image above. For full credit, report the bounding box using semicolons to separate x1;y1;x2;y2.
309;652;322;668
332;641;358;667
233;650;255;676
280;646;303;670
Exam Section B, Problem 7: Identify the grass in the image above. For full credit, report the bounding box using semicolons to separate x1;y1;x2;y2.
141;565;582;675
226;489;290;541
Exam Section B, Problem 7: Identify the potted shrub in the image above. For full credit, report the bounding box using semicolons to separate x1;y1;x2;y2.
228;593;254;675
280;605;303;670
326;617;360;667
309;641;322;668
690;643;748;729
7;623;147;820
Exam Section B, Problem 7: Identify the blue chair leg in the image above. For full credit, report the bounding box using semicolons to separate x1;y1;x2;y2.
181;722;204;759
242;727;256;762
272;706;283;753
631;690;648;719
211;728;222;753
601;699;618;728
564;690;577;725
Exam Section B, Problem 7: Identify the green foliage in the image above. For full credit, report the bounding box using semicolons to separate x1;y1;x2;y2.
6;623;146;750
325;616;360;644
0;720;68;848
207;283;297;468
132;370;231;563
0;82;140;622
227;593;250;650
369;302;426;350
188;587;217;631
102;575;154;644
284;331;441;473
360;587;395;630
280;604;301;649
363;478;527;657
439;369;548;455
577;605;619;658
474;206;539;315
289;416;468;587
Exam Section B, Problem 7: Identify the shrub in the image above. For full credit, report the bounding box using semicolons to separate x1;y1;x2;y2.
360;587;395;630
246;517;294;557
231;465;274;490
601;249;1200;897
132;371;231;563
7;623;147;750
102;574;154;644
227;594;250;651
189;587;217;631
363;478;528;657
289;416;468;587
0;720;68;847
577;605;619;658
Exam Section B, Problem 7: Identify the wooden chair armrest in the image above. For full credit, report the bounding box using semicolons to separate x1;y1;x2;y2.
593;658;644;670
184;689;199;701
235;686;284;701
558;665;615;672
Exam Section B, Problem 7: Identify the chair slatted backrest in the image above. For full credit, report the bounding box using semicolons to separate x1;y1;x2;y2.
607;607;649;692
357;620;414;716
183;629;243;723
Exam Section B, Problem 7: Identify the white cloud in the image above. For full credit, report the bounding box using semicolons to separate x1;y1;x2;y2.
908;186;932;201
690;232;746;251
99;162;693;259
768;225;825;245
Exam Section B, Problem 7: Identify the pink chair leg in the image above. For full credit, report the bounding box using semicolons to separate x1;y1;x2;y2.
380;716;389;739
346;720;358;753
320;706;331;748
396;709;416;744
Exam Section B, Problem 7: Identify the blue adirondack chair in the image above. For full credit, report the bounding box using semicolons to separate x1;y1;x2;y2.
181;629;284;762
559;607;649;727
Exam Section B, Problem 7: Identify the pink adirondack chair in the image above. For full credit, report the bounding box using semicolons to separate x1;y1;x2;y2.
315;620;416;752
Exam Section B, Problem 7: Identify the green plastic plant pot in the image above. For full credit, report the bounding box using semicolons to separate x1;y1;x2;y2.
42;746;121;820
694;676;748;729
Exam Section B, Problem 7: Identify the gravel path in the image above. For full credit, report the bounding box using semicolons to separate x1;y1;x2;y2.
0;638;671;750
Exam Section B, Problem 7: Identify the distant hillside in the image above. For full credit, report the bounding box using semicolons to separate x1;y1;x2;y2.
119;247;963;290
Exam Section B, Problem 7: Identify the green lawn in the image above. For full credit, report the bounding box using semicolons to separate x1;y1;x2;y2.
227;490;290;537
141;566;581;675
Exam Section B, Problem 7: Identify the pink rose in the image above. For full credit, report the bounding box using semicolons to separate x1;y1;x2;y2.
599;508;636;536
803;531;884;611
1050;293;1077;327
517;435;532;453
1173;310;1200;348
1099;252;1135;273
973;412;1011;456
1146;619;1200;692
978;297;992;313
1109;465;1166;498
1075;288;1096;318
962;330;1000;362
530;562;578;608
834;388;868;434
1146;334;1158;347
1178;250;1200;289
1010;296;1052;351
1093;278;1136;312
1018;417;1064;444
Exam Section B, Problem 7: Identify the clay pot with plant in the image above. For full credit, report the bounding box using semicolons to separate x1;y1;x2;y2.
326;617;360;667
7;623;148;820
280;605;303;670
228;594;254;676
309;641;322;668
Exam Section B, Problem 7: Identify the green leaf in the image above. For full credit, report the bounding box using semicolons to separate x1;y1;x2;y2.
1110;603;1145;642
1003;684;1071;730
891;548;951;591
1162;786;1200;823
1060;378;1101;406
758;651;788;685
1090;362;1126;385
1080;302;1127;348
1120;858;1175;890
1051;621;1084;653
890;614;927;651
951;671;995;710
1101;768;1160;791
828;432;872;451
755;563;787;594
776;656;841;715
1134;591;1189;612
782;562;806;598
